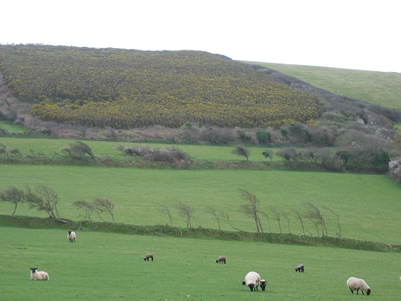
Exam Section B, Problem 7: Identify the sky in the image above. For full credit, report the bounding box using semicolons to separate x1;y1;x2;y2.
2;0;400;73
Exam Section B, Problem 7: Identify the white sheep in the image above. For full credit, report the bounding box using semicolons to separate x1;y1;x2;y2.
67;231;76;242
30;267;49;280
347;277;371;295
260;279;267;291
242;271;260;291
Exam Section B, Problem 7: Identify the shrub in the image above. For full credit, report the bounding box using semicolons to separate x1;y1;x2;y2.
256;130;271;144
237;130;252;143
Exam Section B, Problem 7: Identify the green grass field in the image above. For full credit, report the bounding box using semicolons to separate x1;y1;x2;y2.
244;61;401;109
1;164;401;245
0;137;277;162
0;227;399;301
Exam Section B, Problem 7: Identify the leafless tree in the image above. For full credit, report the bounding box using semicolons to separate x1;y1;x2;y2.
269;206;282;234
94;197;115;223
72;200;96;221
206;206;221;230
292;209;306;236
0;186;25;215
220;212;245;232
324;206;342;238
239;189;264;233
281;210;291;234
303;203;327;237
175;201;195;229
160;205;173;227
25;185;60;219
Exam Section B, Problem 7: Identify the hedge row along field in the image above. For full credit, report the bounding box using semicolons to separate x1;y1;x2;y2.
0;45;319;128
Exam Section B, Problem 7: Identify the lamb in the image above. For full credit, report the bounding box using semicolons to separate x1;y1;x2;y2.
216;256;226;264
347;277;371;295
242;271;260;291
144;254;153;261
295;264;304;272
67;231;76;242
260;279;267;291
30;267;49;280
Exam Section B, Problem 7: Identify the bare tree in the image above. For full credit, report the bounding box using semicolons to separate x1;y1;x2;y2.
281;210;291;234
303;203;327;237
239;189;264;233
269;206;282;234
160;205;173;227
175;201;195;229
324;206;342;238
231;145;250;162
94;197;115;223
0;186;25;215
25;185;60;219
72;200;96;221
292;209;306;237
220;212;245;232
206;206;221;230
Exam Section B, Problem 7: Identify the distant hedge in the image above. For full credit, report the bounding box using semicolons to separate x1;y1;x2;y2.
0;45;320;128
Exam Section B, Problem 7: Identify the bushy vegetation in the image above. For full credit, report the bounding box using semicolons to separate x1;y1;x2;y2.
0;44;319;128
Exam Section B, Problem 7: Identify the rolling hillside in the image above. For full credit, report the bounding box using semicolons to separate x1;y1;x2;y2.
245;61;401;109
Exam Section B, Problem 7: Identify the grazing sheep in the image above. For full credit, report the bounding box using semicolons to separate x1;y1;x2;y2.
242;271;260;291
216;256;226;264
30;267;49;280
295;264;304;272
260;279;267;291
347;277;371;295
144;254;153;261
67;231;76;242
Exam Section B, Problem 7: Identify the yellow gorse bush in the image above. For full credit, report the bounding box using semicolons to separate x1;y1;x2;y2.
0;45;320;128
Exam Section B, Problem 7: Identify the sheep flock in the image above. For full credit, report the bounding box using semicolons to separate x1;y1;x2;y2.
27;231;378;297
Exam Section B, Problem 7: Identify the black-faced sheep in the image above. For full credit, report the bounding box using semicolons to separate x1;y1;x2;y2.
295;264;304;272
242;271;260;291
347;277;371;295
30;267;49;280
216;256;226;264
260;279;267;291
144;254;153;261
67;231;76;242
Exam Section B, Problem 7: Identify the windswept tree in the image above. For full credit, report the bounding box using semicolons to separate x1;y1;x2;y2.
61;140;95;160
239;189;264;233
160;205;173;227
72;200;96;221
231;145;250;162
220;212;244;232
25;185;60;219
0;186;25;215
269;206;282;234
262;149;273;164
206;206;221;231
303;202;327;237
175;201;195;229
292;209;306;237
94;197;115;224
324;206;342;238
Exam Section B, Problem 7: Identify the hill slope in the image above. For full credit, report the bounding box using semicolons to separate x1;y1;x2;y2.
0;45;319;128
245;61;401;109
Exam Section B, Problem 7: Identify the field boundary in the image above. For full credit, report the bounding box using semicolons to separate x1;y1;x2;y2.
1;214;397;252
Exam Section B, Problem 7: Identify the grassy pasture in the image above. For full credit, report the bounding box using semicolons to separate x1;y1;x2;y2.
0;137;276;162
0;226;399;301
0;121;28;133
1;164;401;245
244;61;401;109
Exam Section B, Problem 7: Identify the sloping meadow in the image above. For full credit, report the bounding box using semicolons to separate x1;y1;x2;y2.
1;163;401;245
